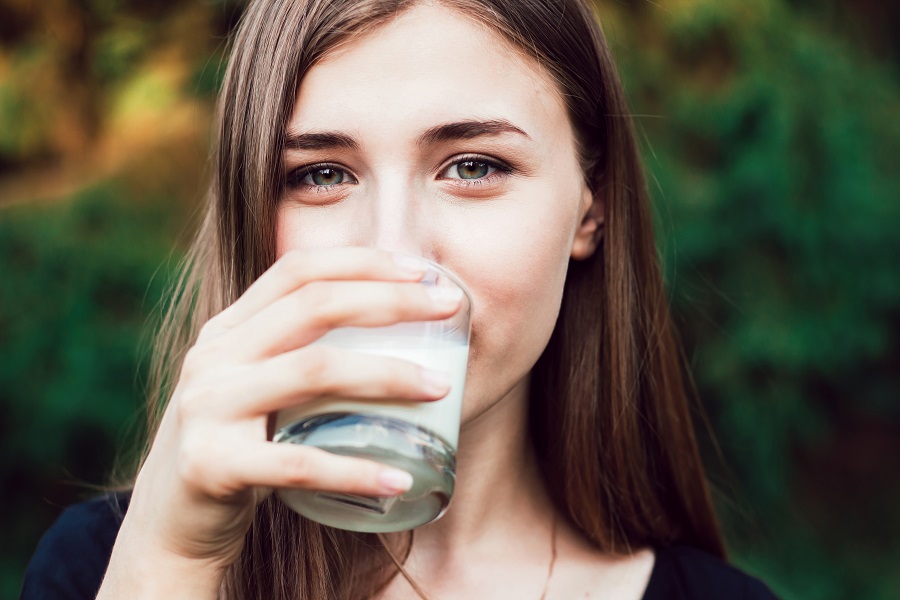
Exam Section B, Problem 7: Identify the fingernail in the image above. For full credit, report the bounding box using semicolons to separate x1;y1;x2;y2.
422;368;451;395
392;254;427;278
378;468;413;494
427;285;464;309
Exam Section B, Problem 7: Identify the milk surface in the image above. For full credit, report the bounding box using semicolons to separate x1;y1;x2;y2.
276;331;469;448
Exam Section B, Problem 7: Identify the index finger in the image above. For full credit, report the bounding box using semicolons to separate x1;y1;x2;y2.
213;248;426;330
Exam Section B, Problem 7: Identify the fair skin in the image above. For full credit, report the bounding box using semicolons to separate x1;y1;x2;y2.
99;5;653;599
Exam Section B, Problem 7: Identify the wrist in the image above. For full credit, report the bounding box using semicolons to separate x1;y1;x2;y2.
98;515;229;600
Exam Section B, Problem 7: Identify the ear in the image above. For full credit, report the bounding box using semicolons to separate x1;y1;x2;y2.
570;182;604;261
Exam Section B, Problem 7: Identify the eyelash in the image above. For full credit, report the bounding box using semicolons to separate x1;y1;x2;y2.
437;154;514;187
284;162;356;192
283;154;514;194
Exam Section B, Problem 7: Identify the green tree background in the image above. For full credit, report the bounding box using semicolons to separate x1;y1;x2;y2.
1;0;897;598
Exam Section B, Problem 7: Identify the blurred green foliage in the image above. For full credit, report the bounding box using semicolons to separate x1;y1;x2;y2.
0;0;897;598
0;182;186;596
601;1;900;597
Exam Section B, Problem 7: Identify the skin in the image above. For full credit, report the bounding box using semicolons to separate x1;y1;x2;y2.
99;4;653;599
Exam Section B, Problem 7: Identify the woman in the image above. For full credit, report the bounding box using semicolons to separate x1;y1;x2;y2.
23;0;777;598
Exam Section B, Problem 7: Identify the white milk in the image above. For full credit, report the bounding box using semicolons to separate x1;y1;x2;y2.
275;332;469;448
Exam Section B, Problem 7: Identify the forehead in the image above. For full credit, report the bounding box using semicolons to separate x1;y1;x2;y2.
290;3;573;146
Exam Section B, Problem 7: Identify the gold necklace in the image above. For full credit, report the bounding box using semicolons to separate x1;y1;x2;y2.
539;514;560;600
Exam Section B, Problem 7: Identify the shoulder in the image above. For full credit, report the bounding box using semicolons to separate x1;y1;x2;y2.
642;545;779;600
20;493;130;600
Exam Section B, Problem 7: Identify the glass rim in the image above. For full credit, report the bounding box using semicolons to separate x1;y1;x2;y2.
392;252;474;312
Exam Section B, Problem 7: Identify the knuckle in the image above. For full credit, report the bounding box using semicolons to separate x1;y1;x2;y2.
199;323;217;342
180;345;205;379
176;433;213;485
297;347;333;389
304;346;344;394
377;285;405;320
305;280;334;307
174;385;205;424
174;374;225;423
301;282;338;328
283;453;314;486
197;315;225;342
278;248;306;273
180;339;224;380
210;306;236;329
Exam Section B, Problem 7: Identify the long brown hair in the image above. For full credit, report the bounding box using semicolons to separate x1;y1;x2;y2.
143;0;725;597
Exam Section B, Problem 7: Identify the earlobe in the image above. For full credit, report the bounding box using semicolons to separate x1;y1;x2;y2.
570;185;604;261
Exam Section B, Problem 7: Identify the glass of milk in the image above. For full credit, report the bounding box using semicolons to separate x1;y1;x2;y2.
273;256;472;533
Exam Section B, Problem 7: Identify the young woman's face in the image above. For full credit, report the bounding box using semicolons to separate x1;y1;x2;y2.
277;4;596;424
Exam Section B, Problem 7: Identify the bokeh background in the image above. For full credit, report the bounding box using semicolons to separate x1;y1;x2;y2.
1;0;897;597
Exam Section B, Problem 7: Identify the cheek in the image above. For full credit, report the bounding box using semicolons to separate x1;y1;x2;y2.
435;183;580;412
463;223;569;335
276;202;361;256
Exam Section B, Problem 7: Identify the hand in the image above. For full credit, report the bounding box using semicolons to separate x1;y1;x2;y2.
99;247;462;597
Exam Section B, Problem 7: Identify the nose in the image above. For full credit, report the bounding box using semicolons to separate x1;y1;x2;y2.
365;173;428;257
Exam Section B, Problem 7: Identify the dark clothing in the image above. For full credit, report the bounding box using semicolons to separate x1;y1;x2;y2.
21;495;778;599
22;495;128;600
641;543;778;599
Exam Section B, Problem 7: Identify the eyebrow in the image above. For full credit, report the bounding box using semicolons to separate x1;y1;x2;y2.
283;131;359;151
282;119;531;153
417;119;532;146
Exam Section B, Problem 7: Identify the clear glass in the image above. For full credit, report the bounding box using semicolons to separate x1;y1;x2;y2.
273;256;472;532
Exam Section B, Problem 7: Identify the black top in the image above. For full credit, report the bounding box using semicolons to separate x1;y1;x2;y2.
21;495;778;599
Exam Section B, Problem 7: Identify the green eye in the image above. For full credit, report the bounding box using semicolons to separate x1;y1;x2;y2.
308;167;345;186
286;165;357;190
457;161;490;179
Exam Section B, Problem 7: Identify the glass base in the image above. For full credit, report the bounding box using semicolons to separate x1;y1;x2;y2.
273;413;456;533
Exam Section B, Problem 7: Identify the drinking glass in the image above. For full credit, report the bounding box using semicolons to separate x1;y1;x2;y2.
273;256;472;532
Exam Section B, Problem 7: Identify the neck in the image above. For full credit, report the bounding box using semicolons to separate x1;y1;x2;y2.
409;376;556;560
375;377;659;599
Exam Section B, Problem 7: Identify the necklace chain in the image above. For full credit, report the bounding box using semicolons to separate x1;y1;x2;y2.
539;514;560;600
